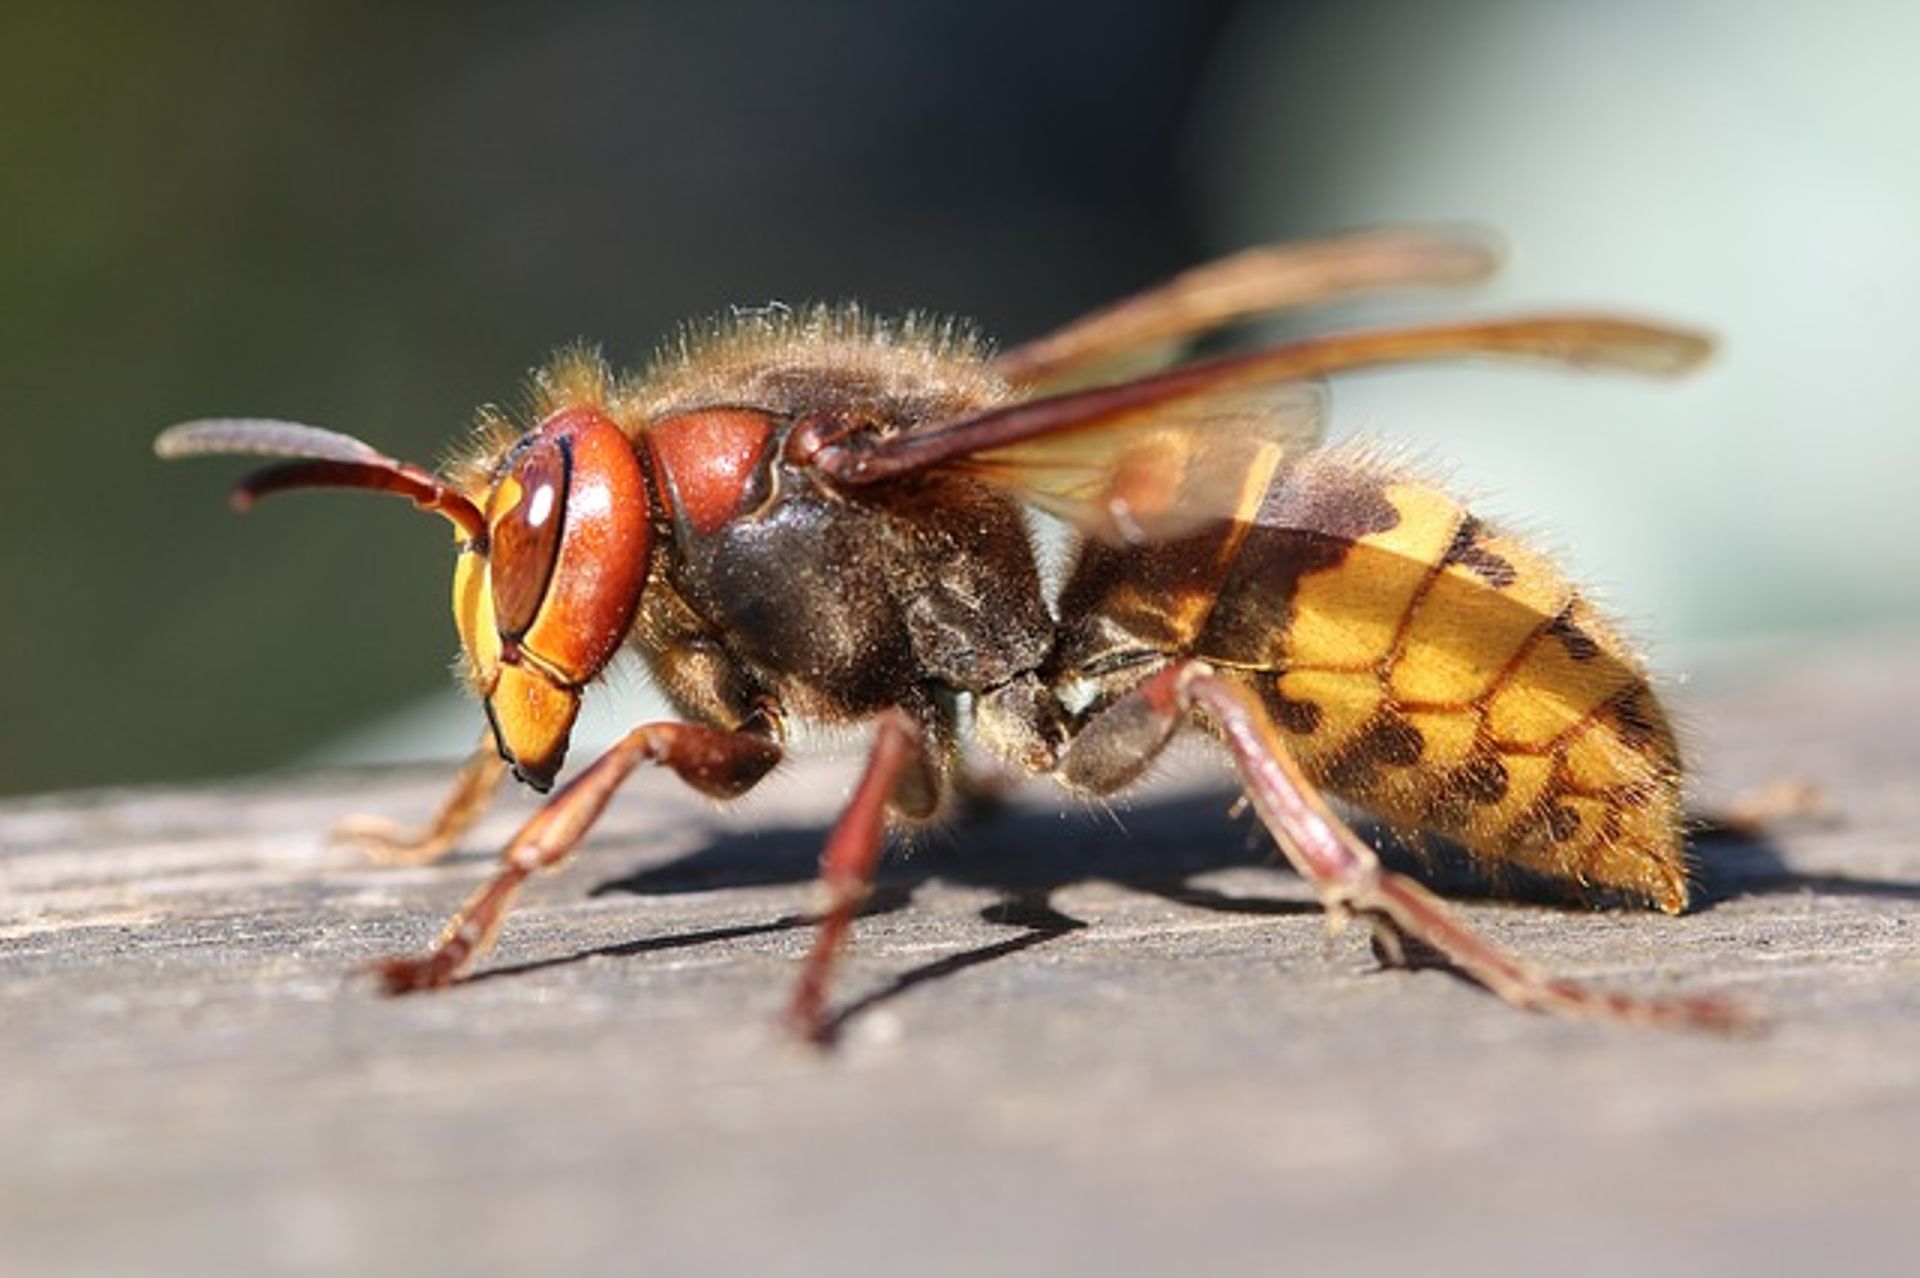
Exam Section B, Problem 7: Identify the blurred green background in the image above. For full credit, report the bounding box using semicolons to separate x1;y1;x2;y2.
4;0;1916;797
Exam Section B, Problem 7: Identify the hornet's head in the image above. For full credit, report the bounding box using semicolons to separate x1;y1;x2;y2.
451;406;652;789
156;398;654;792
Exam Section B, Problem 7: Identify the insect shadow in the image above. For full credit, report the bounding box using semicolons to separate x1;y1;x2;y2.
480;787;1919;1030
1686;822;1920;909
468;789;1294;1004
590;783;1918;914
573;789;1315;1037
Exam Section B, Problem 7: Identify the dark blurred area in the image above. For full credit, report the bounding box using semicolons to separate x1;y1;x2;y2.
0;0;1243;795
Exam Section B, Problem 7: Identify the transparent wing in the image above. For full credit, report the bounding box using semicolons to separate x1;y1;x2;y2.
952;381;1325;545
993;226;1502;388
811;312;1709;544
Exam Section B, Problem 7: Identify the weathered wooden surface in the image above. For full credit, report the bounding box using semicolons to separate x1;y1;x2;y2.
3;637;1918;1277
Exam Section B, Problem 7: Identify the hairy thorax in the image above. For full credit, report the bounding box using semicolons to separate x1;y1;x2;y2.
623;309;1055;727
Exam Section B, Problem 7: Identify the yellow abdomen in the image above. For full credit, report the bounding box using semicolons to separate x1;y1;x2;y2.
1200;449;1687;911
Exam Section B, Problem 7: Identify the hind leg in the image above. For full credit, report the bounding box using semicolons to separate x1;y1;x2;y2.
1055;660;1746;1032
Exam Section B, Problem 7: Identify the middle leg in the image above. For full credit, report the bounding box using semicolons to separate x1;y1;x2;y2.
785;709;930;1043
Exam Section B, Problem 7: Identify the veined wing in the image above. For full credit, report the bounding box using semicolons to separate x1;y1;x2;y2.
810;313;1709;545
993;226;1501;388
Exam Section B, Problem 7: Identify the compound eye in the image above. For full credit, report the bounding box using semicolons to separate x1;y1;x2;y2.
488;436;568;639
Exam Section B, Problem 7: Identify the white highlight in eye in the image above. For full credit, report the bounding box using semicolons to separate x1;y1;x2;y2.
525;483;556;529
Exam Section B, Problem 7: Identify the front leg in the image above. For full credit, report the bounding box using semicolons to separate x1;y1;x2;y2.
1058;660;1747;1032
378;719;782;993
332;733;508;865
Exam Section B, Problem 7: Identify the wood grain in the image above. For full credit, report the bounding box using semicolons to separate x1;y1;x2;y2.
3;637;1917;1277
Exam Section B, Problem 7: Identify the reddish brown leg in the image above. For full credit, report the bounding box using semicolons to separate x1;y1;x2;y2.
786;710;927;1043
332;735;508;865
1128;662;1749;1032
1691;778;1833;839
377;720;782;994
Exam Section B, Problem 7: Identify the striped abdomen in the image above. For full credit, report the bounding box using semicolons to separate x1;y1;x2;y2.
1057;445;1688;911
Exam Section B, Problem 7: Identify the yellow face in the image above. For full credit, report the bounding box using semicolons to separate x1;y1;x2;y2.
451;536;583;794
451;544;500;686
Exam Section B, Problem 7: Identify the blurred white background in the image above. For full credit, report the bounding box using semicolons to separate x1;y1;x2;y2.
1198;0;1920;654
